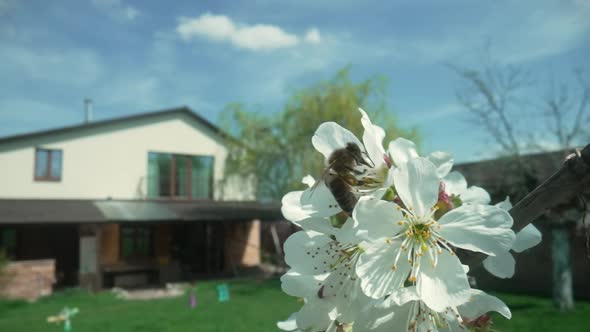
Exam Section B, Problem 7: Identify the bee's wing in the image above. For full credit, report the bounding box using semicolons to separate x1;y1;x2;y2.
308;161;337;197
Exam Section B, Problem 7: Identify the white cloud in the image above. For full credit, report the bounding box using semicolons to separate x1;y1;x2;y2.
304;28;321;44
177;13;236;41
176;13;319;51
232;24;299;50
91;0;140;22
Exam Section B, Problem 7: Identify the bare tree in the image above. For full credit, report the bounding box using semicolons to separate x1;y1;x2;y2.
450;54;589;311
543;69;590;149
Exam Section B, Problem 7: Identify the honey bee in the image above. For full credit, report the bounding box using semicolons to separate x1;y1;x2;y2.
312;142;374;216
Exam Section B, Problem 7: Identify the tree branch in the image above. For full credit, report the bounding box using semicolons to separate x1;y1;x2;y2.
461;143;590;268
510;144;590;231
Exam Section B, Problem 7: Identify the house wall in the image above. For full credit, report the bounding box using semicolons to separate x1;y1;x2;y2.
0;113;255;201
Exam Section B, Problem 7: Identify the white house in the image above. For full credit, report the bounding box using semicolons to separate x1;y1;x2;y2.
0;106;253;201
0;107;281;295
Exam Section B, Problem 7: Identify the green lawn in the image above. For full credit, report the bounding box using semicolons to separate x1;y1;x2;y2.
490;292;590;332
0;279;588;332
0;279;300;332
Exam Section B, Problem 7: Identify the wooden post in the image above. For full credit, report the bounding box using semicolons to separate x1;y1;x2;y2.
78;224;100;291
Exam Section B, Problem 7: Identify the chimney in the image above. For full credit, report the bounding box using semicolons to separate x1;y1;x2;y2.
84;98;93;123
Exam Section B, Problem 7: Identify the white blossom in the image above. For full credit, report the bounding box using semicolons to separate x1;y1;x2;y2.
278;111;529;332
356;287;511;332
388;137;453;178
283;220;371;325
443;170;491;205
353;158;515;311
483;197;543;278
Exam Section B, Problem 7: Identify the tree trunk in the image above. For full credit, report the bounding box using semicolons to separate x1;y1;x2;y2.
552;226;574;311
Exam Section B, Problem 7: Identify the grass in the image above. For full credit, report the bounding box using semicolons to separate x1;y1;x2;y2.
0;279;588;332
0;279;300;332
490;292;590;332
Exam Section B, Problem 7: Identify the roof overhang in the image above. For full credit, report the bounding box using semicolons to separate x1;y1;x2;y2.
0;199;283;225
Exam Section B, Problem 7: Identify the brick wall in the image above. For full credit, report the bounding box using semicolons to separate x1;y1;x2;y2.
0;259;56;301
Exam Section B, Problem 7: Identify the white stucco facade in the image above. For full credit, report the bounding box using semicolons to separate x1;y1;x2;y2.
0;111;254;200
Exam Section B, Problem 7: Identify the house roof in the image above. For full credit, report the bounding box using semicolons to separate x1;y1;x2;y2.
0;106;228;145
0;199;283;224
454;148;576;190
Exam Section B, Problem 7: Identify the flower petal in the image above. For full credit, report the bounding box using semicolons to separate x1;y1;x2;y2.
353;196;404;240
461;186;491;205
302;175;316;188
296;297;338;332
356;241;411;299
428;151;454;178
281;269;327;298
312;122;363;161
438;205;515;256
443;171;467;196
281;184;341;223
458;289;512;319
389;286;420;306
482;251;516;279
393;157;440;218
281;191;309;222
417;250;471;311
356;300;413;332
300;218;337;235
359;108;386;168
284;231;337;275
277;313;299;331
512;224;542;253
388;137;418;167
495;196;512;211
332;217;357;244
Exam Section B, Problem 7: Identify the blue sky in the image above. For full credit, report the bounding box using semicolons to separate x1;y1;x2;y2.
0;0;588;162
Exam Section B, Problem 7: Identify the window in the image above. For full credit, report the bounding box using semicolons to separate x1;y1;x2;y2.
0;228;17;258
147;152;214;199
120;225;152;259
34;148;62;181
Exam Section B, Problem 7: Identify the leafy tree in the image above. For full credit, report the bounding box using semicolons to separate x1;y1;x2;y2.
220;67;420;201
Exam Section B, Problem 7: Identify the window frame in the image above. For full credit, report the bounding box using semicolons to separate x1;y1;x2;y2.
34;148;63;182
147;152;215;200
0;228;17;258
119;224;154;261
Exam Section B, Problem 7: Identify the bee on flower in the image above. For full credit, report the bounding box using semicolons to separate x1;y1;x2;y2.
278;109;536;332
